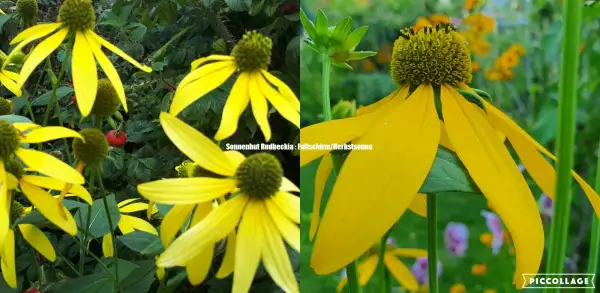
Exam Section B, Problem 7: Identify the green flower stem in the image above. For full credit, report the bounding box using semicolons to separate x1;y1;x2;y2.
96;169;123;293
427;193;438;293
42;37;73;127
55;249;81;277
586;139;600;293
346;262;361;293
80;172;95;274
545;0;582;287
321;52;332;121
21;89;36;124
71;234;118;284
378;229;393;293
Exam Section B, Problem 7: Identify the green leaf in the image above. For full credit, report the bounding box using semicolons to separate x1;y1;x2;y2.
128;23;147;41
31;87;74;106
47;273;112;293
120;260;157;293
94;258;139;283
344;26;369;51
419;147;479;194
118;231;164;256
315;9;329;37
201;0;217;7
331;62;353;70
156;204;173;216
346;51;377;61
0;14;11;32
303;40;319;53
248;0;265;15
224;0;249;11
299;9;318;41
75;194;121;239
331;17;353;42
0;115;33;124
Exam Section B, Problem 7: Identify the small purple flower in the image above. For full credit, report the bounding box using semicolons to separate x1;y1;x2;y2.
411;257;442;285
444;222;469;257
538;193;554;219
481;210;504;255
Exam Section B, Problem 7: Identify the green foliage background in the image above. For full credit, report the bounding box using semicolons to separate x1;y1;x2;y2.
300;0;600;292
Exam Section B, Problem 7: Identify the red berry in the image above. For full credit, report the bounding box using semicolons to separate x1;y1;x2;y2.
106;130;127;147
23;288;40;293
72;95;77;103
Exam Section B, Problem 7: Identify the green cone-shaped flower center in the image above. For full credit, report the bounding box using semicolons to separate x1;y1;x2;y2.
391;24;472;87
0;119;19;161
92;79;121;118
231;31;272;72
0;98;12;115
58;0;95;32
16;0;38;23
10;201;25;224
235;153;283;199
72;128;108;166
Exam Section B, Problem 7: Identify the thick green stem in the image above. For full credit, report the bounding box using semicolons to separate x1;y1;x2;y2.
427;193;438;293
586;139;600;293
321;52;332;121
545;0;582;287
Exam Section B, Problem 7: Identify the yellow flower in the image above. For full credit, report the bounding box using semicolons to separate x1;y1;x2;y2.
0;51;22;97
169;31;300;142
429;14;451;24
484;289;496;293
499;51;519;69
450;283;467;293
102;198;159;257
508;44;526;56
472;61;481;72
0;201;57;288
470;37;491;56
480;232;493;246
463;14;495;35
464;0;482;11
137;112;300;293
471;263;488;275
7;0;152;117
301;24;600;287
337;243;426;292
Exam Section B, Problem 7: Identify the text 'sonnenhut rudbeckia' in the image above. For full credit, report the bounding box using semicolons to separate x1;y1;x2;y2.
7;0;152;117
137;112;300;293
0;201;57;288
300;24;600;287
0;50;22;97
337;239;426;292
102;198;159;257
168;31;300;142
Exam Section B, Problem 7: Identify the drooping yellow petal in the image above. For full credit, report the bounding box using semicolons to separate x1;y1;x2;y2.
281;177;300;193
272;191;300;224
261;70;300;112
118;202;149;214
10;23;62;45
186;244;214;285
355;88;404;116
159;112;237;176
84;31;127;112
191;55;235;70
119;214;158;235
384;253;419;291
216;232;236;278
311;85;440;275
6;173;18;190
179;61;236;90
16;148;84;184
160;204;195;247
259;201;299;293
441;86;543;286
265;198;300;252
0;162;8;252
17;28;68;88
72;31;98;117
310;153;333;240
232;200;263;293
18;224;56;261
356;255;379;286
439;122;454;151
249;72;272;142
0;72;22;97
1;70;19;81
223;151;246;168
20;181;78;235
169;64;236;116
11;122;41;132
258;74;300;128
138;178;237;204
1;229;16;289
102;234;114;257
393;248;428;258
408;193;427;218
21;175;92;204
21;126;83;144
91;31;152;72
157;195;248;267
215;72;251;141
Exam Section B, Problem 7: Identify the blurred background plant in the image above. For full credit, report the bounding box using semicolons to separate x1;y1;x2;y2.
300;0;600;292
0;0;300;292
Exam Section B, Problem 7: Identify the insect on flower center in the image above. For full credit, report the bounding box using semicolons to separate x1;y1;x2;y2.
235;153;283;199
231;31;272;72
72;128;108;167
58;0;96;32
390;24;472;87
0;119;20;161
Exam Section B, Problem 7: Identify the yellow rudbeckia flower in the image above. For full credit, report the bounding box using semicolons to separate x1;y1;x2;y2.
102;198;158;257
301;24;600;287
137;112;300;293
0;201;57;289
7;0;152;117
169;31;300;142
337;242;426;292
0;51;22;97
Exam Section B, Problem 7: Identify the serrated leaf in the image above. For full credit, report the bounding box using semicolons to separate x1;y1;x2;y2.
344;26;369;51
75;194;121;239
31;87;74;106
419;147;479;194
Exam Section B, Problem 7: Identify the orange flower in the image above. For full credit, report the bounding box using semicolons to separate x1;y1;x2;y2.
414;17;432;32
465;0;482;10
376;43;393;64
484;290;497;293
508;44;526;56
464;13;495;35
472;61;481;72
362;59;376;73
499;51;519;68
429;14;451;24
470;38;491;56
480;232;493;246
450;283;467;293
471;263;488;275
